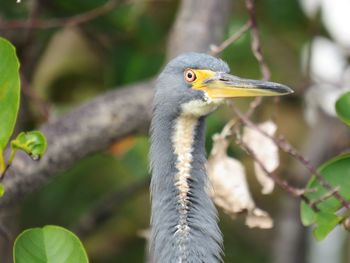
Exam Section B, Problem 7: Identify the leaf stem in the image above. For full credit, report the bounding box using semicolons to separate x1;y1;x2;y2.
7;148;17;166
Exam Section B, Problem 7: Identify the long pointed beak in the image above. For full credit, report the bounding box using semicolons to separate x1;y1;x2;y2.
201;72;293;99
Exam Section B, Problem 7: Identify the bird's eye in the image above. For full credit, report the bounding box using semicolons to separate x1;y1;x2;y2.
184;69;197;83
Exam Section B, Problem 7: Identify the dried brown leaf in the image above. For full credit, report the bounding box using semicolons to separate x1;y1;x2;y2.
207;133;273;229
246;208;274;229
242;121;279;194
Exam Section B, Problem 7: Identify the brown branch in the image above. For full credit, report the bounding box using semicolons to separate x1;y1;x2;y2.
309;187;340;211
221;0;271;135
0;80;154;207
231;106;350;211
276;135;350;210
245;0;271;81
234;130;315;209
0;0;120;30
233;0;272;121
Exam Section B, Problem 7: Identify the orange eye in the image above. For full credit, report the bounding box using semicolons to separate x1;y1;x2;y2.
184;69;197;83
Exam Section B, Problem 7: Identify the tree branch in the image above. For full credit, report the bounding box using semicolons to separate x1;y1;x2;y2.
245;0;270;81
0;80;154;206
167;0;230;58
0;0;231;207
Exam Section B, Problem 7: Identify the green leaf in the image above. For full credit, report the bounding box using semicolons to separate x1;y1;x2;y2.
336;91;350;127
0;184;4;198
14;225;89;263
312;212;342;241
0;38;20;150
11;131;47;161
300;153;350;240
0;37;20;173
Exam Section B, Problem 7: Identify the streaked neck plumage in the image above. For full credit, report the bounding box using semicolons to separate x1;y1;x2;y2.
149;107;222;263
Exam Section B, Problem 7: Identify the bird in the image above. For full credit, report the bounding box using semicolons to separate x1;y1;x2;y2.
149;52;293;263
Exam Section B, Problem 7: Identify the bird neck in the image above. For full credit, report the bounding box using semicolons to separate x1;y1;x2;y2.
150;112;222;263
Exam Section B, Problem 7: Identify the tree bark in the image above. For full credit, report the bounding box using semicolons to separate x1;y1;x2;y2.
167;0;230;58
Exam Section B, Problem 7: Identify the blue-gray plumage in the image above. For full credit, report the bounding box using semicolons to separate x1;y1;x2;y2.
149;53;292;263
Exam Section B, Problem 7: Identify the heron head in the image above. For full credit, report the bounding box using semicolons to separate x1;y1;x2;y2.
154;52;293;117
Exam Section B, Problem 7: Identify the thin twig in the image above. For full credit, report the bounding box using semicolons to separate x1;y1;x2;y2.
206;0;268;123
232;105;350;211
276;135;350;210
309;187;340;211
220;117;317;210
229;0;272;131
209;20;252;56
245;96;264;118
234;130;315;208
0;0;120;30
245;0;270;81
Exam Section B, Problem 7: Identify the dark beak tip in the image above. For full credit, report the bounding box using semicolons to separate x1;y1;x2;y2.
283;85;294;95
275;83;293;95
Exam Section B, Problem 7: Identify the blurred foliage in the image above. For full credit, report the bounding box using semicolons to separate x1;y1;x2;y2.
0;0;326;262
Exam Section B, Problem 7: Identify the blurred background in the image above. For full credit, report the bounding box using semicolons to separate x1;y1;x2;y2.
1;0;350;262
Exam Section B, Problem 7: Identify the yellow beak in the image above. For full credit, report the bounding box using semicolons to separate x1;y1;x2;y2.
193;71;293;99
